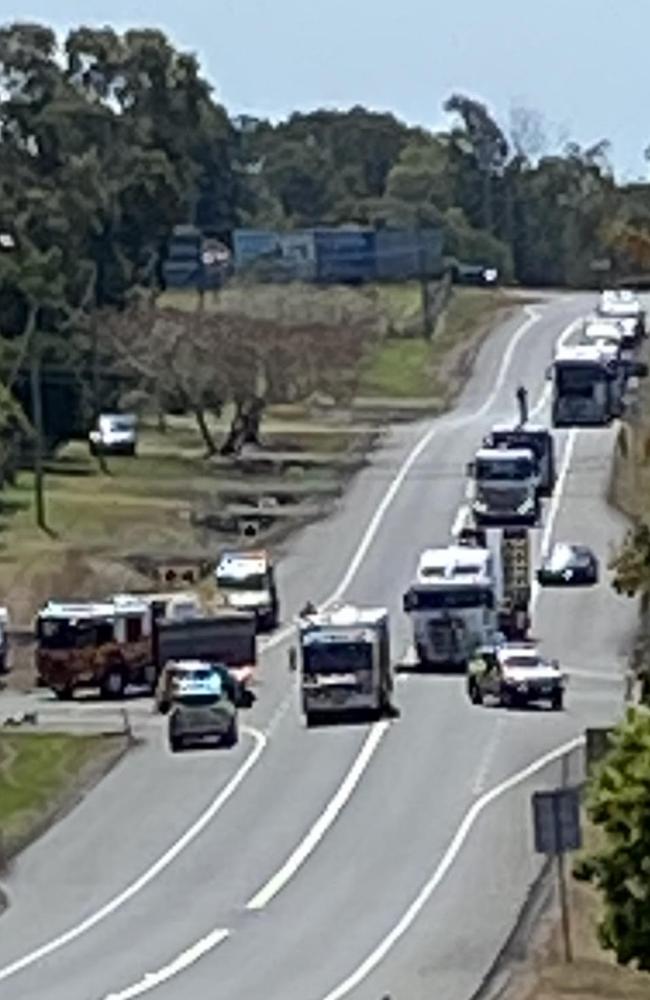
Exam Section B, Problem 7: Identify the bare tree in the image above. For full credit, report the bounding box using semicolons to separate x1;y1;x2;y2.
509;104;547;162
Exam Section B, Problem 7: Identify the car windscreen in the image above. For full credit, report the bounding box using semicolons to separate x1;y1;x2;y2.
556;365;606;393
176;693;224;707
490;433;544;460
38;617;114;649
502;655;543;669
304;642;372;673
475;457;533;480
217;572;267;591
408;587;494;610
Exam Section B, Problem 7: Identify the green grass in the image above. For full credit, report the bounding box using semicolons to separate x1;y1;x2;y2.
359;287;520;399
0;733;125;853
359;339;437;397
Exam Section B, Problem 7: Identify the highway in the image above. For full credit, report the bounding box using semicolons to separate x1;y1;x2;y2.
0;292;638;1000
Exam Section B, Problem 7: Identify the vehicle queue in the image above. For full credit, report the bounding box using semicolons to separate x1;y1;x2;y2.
27;290;649;749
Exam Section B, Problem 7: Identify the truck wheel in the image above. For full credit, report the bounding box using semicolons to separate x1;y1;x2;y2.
305;711;319;729
101;668;126;699
55;684;75;701
169;734;184;753
550;690;564;711
468;679;483;705
143;664;158;693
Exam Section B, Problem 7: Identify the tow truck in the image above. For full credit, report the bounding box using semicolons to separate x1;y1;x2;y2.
214;549;279;631
467;640;565;710
291;604;395;725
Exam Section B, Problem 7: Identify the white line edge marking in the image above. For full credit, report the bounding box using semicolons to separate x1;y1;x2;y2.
247;721;390;910
0;302;545;982
0;728;266;985
245;306;545;910
103;928;230;1000
319;735;585;1000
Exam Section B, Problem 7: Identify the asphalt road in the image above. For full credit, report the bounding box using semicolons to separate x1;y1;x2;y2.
0;292;638;1000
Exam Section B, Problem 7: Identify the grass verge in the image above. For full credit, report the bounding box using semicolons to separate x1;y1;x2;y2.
358;287;534;401
0;732;128;863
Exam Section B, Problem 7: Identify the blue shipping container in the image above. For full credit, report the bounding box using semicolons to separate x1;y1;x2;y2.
232;229;281;271
375;229;443;281
310;228;376;284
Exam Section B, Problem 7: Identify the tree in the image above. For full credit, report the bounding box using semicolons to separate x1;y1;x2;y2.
575;708;650;969
444;93;509;233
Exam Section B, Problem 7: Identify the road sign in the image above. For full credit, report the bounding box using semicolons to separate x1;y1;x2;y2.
532;786;582;854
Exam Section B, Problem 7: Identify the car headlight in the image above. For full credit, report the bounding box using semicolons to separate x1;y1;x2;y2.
474;499;488;513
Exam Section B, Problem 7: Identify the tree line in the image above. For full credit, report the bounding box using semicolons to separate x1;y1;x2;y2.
2;20;650;482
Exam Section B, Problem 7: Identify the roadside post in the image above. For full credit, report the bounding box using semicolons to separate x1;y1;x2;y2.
532;785;582;962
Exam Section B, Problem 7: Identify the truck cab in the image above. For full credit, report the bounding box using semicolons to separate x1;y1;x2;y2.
598;290;646;344
403;546;498;669
468;447;539;526
35;598;153;699
550;343;621;427
294;604;393;725
483;424;556;497
214;550;279;631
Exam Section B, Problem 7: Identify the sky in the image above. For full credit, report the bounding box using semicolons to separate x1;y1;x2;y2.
11;0;650;179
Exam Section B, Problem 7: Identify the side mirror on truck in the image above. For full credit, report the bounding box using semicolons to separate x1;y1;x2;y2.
402;590;415;613
629;361;649;379
466;461;476;477
288;647;297;673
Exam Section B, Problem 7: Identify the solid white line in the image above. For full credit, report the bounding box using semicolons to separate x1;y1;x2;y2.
246;721;390;910
0;303;545;987
322;307;542;606
451;504;469;538
0;728;266;986
245;307;544;911
530;429;578;617
104;928;230;999
319;735;585;1000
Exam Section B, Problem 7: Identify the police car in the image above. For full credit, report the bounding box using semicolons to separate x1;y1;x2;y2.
467;641;565;710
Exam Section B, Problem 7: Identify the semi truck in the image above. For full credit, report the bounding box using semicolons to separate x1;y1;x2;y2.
455;517;533;641
467;446;540;526
550;342;647;427
402;545;501;669
292;604;394;725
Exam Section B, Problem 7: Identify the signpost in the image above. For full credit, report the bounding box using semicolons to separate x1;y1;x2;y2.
532;786;582;962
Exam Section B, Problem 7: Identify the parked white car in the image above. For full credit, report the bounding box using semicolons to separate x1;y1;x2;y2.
89;413;138;456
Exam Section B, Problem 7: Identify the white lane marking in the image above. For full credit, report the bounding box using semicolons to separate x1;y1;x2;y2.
259;305;544;650
246;720;390;910
104;928;230;1000
528;315;582;420
471;717;505;795
0;728;266;986
451;504;469;538
566;667;626;683
0;304;545;986
322;306;542;607
319;735;584;1000
531;429;578;612
245;308;546;912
